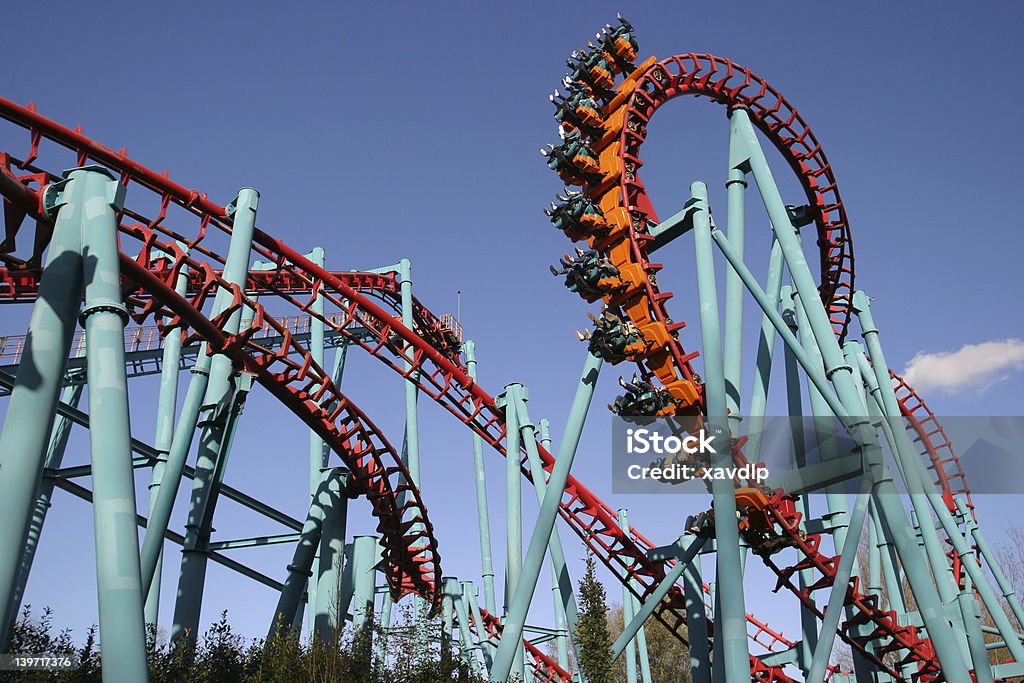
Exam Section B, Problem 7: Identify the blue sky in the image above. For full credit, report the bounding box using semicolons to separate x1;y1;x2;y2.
3;0;1024;663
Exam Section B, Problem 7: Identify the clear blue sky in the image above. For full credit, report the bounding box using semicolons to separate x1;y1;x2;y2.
3;0;1023;658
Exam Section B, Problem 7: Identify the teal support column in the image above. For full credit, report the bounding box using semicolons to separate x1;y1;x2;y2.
691;180;750;682
462;581;491;670
397;258;428;653
490;352;602;682
0;169;85;651
350;536;382;651
307;246;326;626
446;579;483;676
75;167;150;681
723;125;748;431
172;188;259;646
538;418;570;672
268;469;347;638
509;385;582;671
9;377;84;630
465;340;498;617
145;249;190;627
442;582;455;660
616;510;638;683
726;109;973;682
374;593;394;671
498;383;525;678
611;535;708;660
313;468;349;644
744;237;784;463
683;554;710;683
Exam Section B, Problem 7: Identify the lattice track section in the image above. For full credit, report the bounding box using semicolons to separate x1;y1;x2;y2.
471;607;574;683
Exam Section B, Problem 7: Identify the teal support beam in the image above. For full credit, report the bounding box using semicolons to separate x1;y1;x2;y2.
611;535;708;660
464;340;498;617
490;352;602;682
615;510;638;683
509;385;582;672
8;377;84;629
350;536;382;644
805;470;875;683
691;180;749;682
722;111;973;681
374;593;394;671
744;237;784;464
537;417;570;672
171;188;259;646
307;246;326;628
959;497;1024;631
75;166;150;682
268;468;347;639
464;581;495;671
447;579;484;676
498;383;525;678
397;258;427;653
683;552;710;683
442;581;455;659
0;167;85;651
145;249;189;627
723;119;748;431
313;468;349;644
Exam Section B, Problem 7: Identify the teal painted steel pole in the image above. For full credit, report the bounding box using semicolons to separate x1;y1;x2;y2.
615;510;638;683
683;553;710;683
9;377;84;629
350;536;381;640
145;250;190;627
490;352;602;682
464;581;494;667
268;468;347;639
537;417;570;672
465;340;498;616
691;180;750;682
442;581;455;659
307;246;326;629
314;468;349;644
499;383;525;678
744;237;784;464
459;581;486;676
0;169;84;651
723;119;748;431
611;535;708;659
737;107;970;677
172;188;259;646
509;386;582;671
76;166;150;682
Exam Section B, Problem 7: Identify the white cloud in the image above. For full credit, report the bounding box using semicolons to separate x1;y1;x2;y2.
902;339;1024;394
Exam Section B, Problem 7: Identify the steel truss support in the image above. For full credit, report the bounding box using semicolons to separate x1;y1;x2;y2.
616;509;650;683
718;108;974;681
171;188;260;646
490;352;602;682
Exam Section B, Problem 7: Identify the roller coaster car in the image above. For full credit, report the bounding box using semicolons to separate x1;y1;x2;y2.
551;88;605;138
544;190;609;241
541;130;603;186
598;16;639;69
550;247;620;303
735;486;772;533
579;308;647;364
608;373;675;415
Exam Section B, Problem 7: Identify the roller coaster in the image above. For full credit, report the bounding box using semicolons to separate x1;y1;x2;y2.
1;16;1022;683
